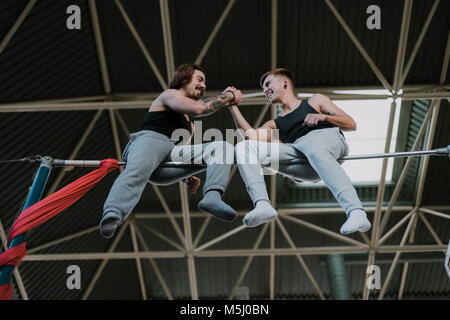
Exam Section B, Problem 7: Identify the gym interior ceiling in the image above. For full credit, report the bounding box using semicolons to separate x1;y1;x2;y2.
0;0;449;300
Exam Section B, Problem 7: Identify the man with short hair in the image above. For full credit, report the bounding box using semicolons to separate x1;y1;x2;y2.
100;63;242;238
228;68;371;234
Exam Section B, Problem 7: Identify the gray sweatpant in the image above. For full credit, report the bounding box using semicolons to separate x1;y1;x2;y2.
235;127;364;215
103;130;234;221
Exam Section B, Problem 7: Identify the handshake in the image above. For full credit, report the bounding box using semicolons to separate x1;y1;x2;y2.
223;86;243;106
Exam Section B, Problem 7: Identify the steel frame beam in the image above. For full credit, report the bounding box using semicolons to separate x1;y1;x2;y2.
323;0;393;91
134;223;174;299
129;219;147;300
269;0;278;300
114;0;167;89
0;0;37;56
364;0;412;299
82;221;130;300
195;0;237;65
1;88;450;112
4;0;449;301
399;0;440;88
22;244;449;262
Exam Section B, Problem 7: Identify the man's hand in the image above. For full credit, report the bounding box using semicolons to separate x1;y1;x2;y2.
303;113;328;127
184;176;201;194
223;86;243;105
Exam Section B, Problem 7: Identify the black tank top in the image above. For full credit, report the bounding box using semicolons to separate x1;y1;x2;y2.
140;109;192;140
274;100;335;143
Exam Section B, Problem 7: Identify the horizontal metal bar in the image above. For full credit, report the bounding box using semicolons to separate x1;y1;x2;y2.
22;244;448;261
133;207;413;219
401;91;450;100
24;247;369;260
1;86;449;112
419;208;450;220
342;147;450;160
50;146;450;168
277;206;413;215
24;251;185;261
377;245;448;253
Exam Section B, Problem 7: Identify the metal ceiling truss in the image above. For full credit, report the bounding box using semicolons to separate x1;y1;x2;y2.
1;0;449;300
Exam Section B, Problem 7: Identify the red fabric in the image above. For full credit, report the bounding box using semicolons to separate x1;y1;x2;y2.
0;284;13;300
8;159;119;242
0;242;27;267
0;243;27;300
0;159;119;300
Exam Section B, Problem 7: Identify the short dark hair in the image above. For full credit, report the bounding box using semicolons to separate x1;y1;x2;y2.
259;68;294;88
169;63;206;89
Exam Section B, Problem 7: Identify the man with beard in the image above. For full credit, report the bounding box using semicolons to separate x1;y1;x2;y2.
100;64;242;238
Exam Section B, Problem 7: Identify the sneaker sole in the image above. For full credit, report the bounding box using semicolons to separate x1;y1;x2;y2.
198;205;237;222
100;216;121;238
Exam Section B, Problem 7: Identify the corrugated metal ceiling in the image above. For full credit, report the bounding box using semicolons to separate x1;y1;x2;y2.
0;0;449;300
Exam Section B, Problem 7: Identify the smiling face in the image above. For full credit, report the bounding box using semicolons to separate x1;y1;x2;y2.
262;74;290;103
184;70;206;100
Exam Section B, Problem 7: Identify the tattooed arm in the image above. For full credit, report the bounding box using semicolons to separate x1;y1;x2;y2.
306;93;357;131
160;89;237;117
195;92;236;118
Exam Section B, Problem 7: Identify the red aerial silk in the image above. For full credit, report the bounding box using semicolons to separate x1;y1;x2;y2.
0;243;27;300
0;159;119;300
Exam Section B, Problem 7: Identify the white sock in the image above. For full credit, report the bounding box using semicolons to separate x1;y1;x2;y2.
243;200;277;227
340;210;371;234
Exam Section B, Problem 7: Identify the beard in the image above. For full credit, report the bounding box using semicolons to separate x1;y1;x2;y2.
191;87;205;100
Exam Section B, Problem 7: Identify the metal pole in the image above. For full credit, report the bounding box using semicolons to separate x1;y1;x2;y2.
114;0;167;90
195;0;236;65
129;220;147;300
159;0;175;79
88;0;112;94
0;0;37;55
323;0;393;91
139;223;185;252
134;224;174;299
378;101;435;237
49;145;449;168
419;207;450;220
22;245;448;261
47;109;104;196
81;220;130;300
364;99;398;300
378;208;417;245
0;156;52;290
194;225;247;252
378;212;417;299
400;0;440;87
27;226;98;254
393;0;413;92
280;215;368;247
228;223;269;300
3;90;450;112
276;219;326;299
